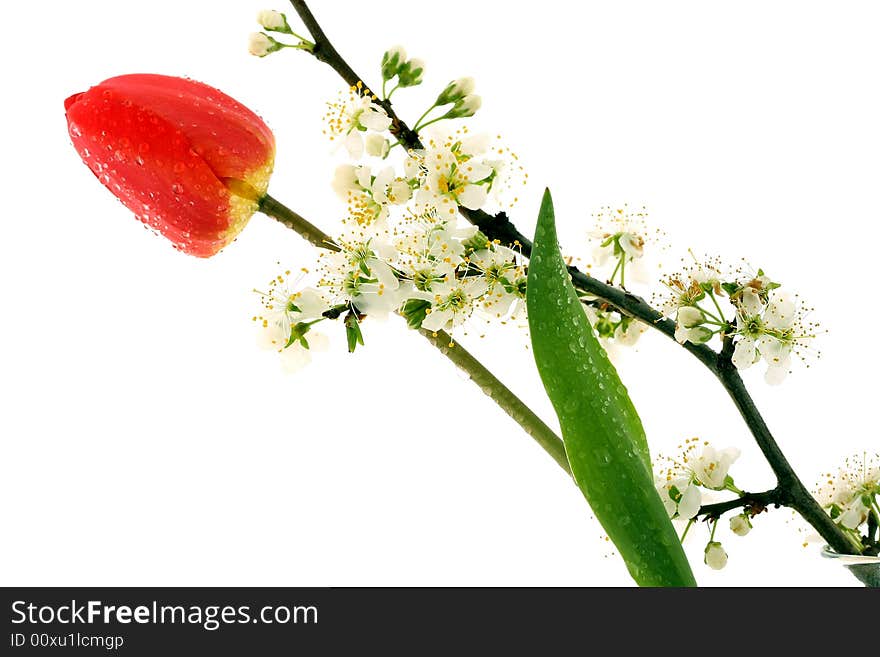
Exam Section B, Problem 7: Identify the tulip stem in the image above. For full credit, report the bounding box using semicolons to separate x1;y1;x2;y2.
258;194;338;251
419;328;571;475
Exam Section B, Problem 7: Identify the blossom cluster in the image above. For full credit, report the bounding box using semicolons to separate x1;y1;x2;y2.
253;39;527;370
654;438;750;570
659;255;818;384
816;453;880;551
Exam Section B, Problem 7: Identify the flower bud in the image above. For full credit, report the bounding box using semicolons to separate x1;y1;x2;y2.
364;133;391;158
397;58;425;87
65;74;275;257
248;32;281;57
729;514;752;536
257;9;291;33
704;541;728;570
435;77;475;105
677;305;703;329
381;46;407;81
445;94;482;119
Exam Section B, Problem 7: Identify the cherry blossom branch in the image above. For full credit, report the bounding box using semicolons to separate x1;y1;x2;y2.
258;193;572;475
287;0;850;541
283;0;873;581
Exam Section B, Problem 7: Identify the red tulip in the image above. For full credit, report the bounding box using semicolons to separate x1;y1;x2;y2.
65;74;275;257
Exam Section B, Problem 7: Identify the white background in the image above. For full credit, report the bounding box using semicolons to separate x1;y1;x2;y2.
1;0;878;586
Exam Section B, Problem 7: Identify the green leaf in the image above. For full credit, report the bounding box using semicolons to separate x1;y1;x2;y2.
527;189;696;587
344;312;365;353
401;298;432;329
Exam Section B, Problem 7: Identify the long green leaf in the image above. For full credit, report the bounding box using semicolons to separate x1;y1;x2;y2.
527;189;696;587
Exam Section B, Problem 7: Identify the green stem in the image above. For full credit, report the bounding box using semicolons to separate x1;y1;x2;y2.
420;329;571;474
413;105;439;132
258;194;337;251
680;519;694;543
708;291;727;325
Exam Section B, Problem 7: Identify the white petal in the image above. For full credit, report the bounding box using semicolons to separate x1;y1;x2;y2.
658;485;678;519
344;132;364;159
764;364;789;385
331;165;359;198
387;179;412;205
371;259;400;291
732;338;756;370
307;332;330;353
297;288;330;318
457;184;488;210
765;292;796;330
740;289;764;317
460;133;489;155
279;344;312;373
360;106;392;132
592;244;611;267
355;165;372;189
678;484;702;519
677;306;703;329
463;161;493;182
421;308;453;331
674;324;690;344
618;231;644;259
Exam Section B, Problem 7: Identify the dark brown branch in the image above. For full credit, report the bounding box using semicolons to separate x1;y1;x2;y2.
696;488;783;520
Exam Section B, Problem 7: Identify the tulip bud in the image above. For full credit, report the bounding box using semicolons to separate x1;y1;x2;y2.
65;74;275;257
396;58;425;88
444;94;481;119
381;46;407;81
435;77;476;106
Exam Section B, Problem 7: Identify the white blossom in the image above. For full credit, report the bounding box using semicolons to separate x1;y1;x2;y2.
324;88;392;159
704;541;728;570
318;233;402;320
421;277;489;331
254;278;331;373
731;288;814;385
729;514;752;536
816;453;880;533
691;445;740;490
656;476;702;520
589;205;660;287
412;132;494;214
331;164;407;226
613;319;647;346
